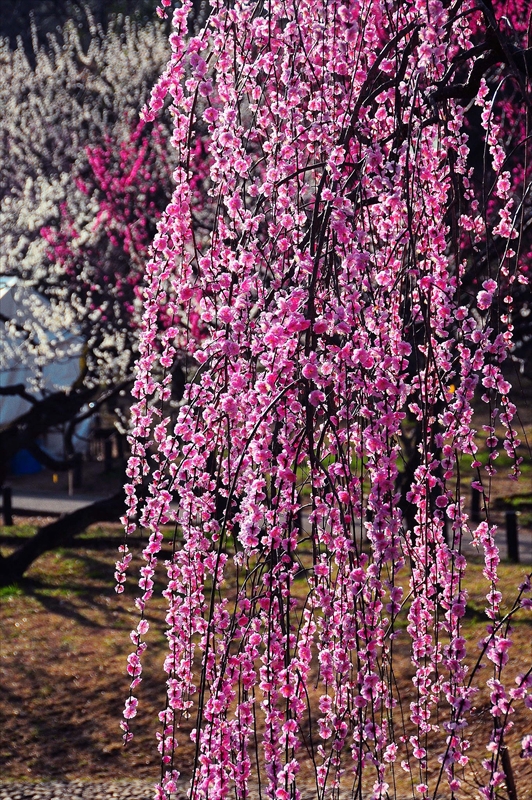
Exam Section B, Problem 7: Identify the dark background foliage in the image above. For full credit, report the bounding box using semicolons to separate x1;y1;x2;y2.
0;0;156;52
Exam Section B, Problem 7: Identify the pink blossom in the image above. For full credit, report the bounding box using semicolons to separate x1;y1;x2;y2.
117;2;531;798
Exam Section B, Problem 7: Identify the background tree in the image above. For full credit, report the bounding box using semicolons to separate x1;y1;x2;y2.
0;12;176;583
119;1;532;799
0;0;158;52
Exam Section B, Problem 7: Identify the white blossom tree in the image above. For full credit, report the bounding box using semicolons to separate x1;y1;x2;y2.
0;11;177;582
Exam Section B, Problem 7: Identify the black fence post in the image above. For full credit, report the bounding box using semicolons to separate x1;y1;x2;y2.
505;510;519;564
471;486;481;523
2;487;13;526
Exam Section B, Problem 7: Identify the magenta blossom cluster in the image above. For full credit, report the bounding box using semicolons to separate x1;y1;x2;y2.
120;1;531;799
40;118;173;383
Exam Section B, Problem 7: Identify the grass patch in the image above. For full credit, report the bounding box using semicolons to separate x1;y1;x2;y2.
0;523;37;539
494;492;532;510
0;583;23;599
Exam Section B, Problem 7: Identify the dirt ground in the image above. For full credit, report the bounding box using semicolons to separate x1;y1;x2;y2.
0;522;531;798
1;382;531;796
0;526;171;781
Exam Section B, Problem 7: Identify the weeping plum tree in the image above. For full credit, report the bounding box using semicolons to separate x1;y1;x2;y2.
119;0;532;798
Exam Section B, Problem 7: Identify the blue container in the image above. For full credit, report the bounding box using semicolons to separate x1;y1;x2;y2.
10;449;43;475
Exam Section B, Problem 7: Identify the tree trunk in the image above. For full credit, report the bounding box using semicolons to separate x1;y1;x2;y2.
0;489;125;586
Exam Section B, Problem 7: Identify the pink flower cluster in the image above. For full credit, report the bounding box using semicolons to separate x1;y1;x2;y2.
40;118;174;382
120;1;531;798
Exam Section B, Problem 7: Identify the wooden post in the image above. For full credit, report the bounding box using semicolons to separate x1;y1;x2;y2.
73;453;83;489
505;510;519;563
104;436;113;472
116;433;127;472
2;487;13;526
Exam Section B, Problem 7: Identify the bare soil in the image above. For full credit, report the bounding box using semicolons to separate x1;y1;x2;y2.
0;524;531;798
0;527;174;782
0;382;531;794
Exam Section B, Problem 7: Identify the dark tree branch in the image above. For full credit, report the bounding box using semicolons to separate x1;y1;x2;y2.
0;384;36;403
0;311;40;346
431;51;499;101
26;439;79;472
0;387;96;469
432;1;532;104
0;488;126;585
69;378;133;427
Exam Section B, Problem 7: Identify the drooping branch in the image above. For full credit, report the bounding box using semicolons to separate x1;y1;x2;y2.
117;2;532;798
